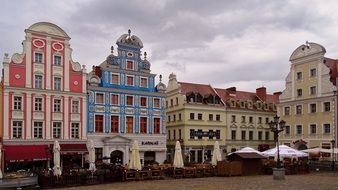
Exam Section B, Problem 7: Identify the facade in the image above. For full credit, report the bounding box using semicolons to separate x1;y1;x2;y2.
1;22;87;171
166;73;226;163
215;87;279;153
87;30;166;166
279;42;337;150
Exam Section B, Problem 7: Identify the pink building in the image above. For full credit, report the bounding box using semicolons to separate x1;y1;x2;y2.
1;22;87;171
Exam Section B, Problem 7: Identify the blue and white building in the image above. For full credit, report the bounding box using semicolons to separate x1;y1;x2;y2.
87;30;167;166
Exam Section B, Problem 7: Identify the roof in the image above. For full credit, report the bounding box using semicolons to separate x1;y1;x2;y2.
179;82;216;96
324;57;338;86
228;152;266;159
26;22;70;39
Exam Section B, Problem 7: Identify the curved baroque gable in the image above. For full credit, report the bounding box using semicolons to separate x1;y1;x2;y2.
289;42;326;61
27;22;70;38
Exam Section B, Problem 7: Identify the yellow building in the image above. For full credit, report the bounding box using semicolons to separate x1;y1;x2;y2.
215;87;279;153
279;42;337;150
166;73;226;163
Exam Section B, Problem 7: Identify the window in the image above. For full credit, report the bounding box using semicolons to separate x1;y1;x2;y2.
168;115;171;122
111;94;119;105
258;117;262;124
127;76;134;86
249;131;253;140
190;129;195;139
54;55;61;65
153;98;160;108
111;116;119;133
111;74;119;84
35;98;42;111
95;115;104;133
310;124;316;134
310;68;316;77
174;130;176;140
154;118;160;134
296;125;302;135
285;126;290;135
176;97;179;105
95;148;103;161
96;93;104;104
173;114;176;122
284;107;290;115
231;115;236;122
126;96;133;106
241;131;246;140
168;130;171;140
296;72;302;80
166;101;168;108
231;130;236;140
179;129;182;139
241;116;246;123
54;77;61;91
265;131;270;140
324;124;331;134
140;97;147;107
179;113;182;121
216;130;220;139
170;99;173;107
209;114;213;121
216;114;220;121
54;99;61;112
71;123;79;139
258;131;262;140
35;75;43;89
14;96;22;110
35;52;43;63
72;101;79;113
140;117;147;133
190;113;194;120
53;122;61;138
140;77;148;88
198;113;203;120
12;121;23;139
310;103;316;113
126;116;133;133
324;102;330;112
126;60;134;70
310;86;316;95
297;89;302;97
265;117;269;124
296;105;302;115
249;116;253;123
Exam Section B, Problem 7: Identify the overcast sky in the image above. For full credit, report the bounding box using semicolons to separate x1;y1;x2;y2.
1;0;338;93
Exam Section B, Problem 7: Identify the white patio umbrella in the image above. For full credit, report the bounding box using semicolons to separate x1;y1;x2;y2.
53;140;62;176
173;141;184;168
211;141;222;166
87;140;96;173
235;147;263;155
128;140;142;170
262;145;308;158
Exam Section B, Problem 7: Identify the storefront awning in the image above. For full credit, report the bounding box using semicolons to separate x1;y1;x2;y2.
4;145;51;162
59;144;88;154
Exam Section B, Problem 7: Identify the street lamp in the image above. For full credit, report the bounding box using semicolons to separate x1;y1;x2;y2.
268;115;286;169
331;139;335;171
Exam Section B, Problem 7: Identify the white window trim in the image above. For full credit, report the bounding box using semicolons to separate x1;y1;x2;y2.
297;89;303;97
34;97;43;111
110;114;120;133
139;96;148;107
53;54;63;66
94;114;104;133
110;93;120;105
295;104;302;115
295;124;303;135
13;95;23;111
323;123;331;134
95;92;105;105
309;86;317;96
53;76;62;91
34;51;44;64
309;68;317;77
322;101;331;112
153;116;161;134
139;116;148;133
296;71;303;80
111;73;120;85
53;98;62;112
71;122;80;139
52;121;62;139
34;74;44;89
283;106;290;116
126;60;134;70
125;95;134;106
12;120;23;139
33;121;44;139
308;123;317;135
140;76;148;88
153;97;161;108
72;100;80;113
126;75;135;86
125;115;135;133
308;102;317;113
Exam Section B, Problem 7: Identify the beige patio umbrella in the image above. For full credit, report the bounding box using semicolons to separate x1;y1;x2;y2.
173;141;184;168
87;140;96;173
211;141;222;166
0;148;3;179
128;140;142;170
53;140;62;176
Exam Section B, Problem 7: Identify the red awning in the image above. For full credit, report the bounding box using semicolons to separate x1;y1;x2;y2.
59;144;88;154
4;145;51;162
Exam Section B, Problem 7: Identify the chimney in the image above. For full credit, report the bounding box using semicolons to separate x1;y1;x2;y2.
226;87;236;93
256;87;266;101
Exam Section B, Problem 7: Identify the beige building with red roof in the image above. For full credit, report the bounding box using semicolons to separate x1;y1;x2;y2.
166;73;279;163
279;42;337;151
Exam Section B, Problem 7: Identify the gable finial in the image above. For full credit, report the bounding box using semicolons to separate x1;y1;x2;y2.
144;52;147;60
128;29;131;38
159;74;162;82
110;46;114;54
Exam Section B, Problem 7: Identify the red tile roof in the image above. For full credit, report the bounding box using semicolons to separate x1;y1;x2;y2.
214;88;279;104
324;57;338;86
179;82;216;96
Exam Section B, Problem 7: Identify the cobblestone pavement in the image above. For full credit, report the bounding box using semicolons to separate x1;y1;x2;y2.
56;172;338;190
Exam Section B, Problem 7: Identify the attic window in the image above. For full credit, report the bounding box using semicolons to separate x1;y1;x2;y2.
127;52;133;57
240;101;245;108
231;100;236;107
256;102;262;109
247;101;252;109
264;103;269;110
196;94;203;103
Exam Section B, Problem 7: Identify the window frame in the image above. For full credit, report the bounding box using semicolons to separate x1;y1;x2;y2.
53;55;62;66
71;123;79;139
12;121;23;139
53;122;62;139
34;75;43;89
35;97;43;111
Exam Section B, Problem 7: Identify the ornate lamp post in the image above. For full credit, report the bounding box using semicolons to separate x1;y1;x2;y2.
268;115;286;169
331;139;335;171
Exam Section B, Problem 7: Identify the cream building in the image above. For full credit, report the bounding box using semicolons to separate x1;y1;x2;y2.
279;42;337;150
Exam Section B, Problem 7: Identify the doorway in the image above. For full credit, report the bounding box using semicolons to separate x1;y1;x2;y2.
110;150;123;165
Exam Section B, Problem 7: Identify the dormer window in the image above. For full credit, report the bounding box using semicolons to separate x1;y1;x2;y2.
256;102;262;109
196;94;203;103
240;101;245;108
230;99;236;107
263;103;268;110
126;60;134;70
